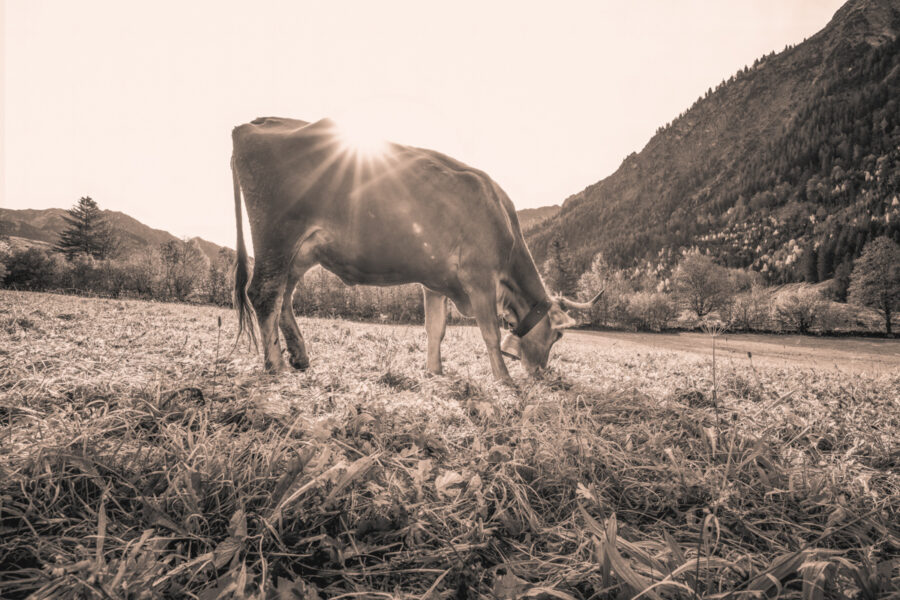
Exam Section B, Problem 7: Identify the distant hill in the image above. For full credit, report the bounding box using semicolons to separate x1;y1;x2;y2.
527;0;900;284
0;207;227;261
0;208;71;244
1;203;557;265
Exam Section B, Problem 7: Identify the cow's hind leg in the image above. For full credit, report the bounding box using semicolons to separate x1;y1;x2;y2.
280;262;313;370
423;287;448;375
247;258;289;373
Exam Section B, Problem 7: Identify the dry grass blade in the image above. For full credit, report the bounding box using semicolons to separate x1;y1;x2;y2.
799;560;836;600
323;453;380;506
578;506;664;600
418;568;450;600
521;586;581;599
745;551;809;594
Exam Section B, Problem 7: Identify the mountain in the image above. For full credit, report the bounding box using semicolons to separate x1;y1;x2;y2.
526;0;900;284
517;205;561;232
0;207;227;261
190;236;230;261
0;208;71;245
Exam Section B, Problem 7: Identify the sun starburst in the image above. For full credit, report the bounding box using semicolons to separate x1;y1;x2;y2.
335;117;389;158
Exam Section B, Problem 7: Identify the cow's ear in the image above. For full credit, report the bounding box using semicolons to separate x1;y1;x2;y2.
548;304;577;330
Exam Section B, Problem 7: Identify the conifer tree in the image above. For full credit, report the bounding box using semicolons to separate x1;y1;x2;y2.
802;246;819;283
848;236;900;335
543;237;578;296
817;241;835;282
56;196;116;259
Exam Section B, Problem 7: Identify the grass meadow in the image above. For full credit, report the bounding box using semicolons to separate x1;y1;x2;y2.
1;290;898;599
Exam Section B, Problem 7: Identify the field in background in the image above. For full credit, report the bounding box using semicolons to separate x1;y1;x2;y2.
1;290;898;599
570;329;900;375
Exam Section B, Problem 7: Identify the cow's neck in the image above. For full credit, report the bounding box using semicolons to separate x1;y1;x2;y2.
500;248;551;326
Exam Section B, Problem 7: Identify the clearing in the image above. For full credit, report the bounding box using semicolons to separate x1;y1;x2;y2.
1;290;898;599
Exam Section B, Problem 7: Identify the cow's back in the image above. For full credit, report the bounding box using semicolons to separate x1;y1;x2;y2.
231;117;523;289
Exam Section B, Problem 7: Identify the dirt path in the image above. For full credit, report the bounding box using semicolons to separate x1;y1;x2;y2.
567;329;900;374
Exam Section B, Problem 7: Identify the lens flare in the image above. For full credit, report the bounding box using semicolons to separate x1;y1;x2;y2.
335;117;389;157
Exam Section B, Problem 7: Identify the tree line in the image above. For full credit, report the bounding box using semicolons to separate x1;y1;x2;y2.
2;197;897;334
0;197;428;323
543;236;899;335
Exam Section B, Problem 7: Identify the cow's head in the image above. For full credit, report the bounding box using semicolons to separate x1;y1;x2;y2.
501;291;603;373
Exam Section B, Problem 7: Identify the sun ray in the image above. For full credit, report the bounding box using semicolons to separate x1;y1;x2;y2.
334;117;390;159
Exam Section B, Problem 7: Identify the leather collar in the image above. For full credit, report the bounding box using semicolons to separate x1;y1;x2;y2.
512;298;552;338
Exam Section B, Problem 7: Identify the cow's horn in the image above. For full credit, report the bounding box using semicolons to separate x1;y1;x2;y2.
558;289;604;311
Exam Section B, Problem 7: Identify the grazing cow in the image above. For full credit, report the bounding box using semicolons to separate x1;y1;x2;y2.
231;117;600;384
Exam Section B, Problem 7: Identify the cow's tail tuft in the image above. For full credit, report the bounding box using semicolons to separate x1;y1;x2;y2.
232;154;258;350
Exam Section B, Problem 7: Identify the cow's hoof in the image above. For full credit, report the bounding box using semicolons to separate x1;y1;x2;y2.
289;356;310;371
264;357;286;373
499;376;517;390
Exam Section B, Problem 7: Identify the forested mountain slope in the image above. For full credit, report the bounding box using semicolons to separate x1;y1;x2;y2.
527;0;900;284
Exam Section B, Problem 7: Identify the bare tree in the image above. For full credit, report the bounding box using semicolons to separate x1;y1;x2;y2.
160;239;208;302
773;288;829;334
672;252;734;318
724;286;771;331
124;247;164;298
577;253;630;327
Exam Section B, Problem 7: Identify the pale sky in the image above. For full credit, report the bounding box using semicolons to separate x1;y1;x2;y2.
3;0;845;248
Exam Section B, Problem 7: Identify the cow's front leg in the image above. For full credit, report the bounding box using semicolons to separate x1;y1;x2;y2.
467;290;513;385
423;287;448;375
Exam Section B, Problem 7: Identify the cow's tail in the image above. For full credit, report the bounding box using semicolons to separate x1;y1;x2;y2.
232;154;257;349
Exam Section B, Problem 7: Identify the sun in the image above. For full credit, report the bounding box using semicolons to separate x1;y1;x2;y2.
335;117;389;158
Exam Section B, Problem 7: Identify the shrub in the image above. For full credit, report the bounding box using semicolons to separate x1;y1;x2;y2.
97;260;134;298
111;262;132;297
121;249;165;298
724;286;771;331
2;247;63;290
624;291;677;331
63;254;103;292
0;239;10;282
773;288;829;334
